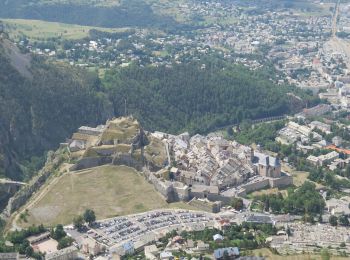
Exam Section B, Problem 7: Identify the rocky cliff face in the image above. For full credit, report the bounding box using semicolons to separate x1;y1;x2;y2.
0;181;24;211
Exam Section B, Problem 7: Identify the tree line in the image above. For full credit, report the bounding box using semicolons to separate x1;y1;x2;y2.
102;58;314;135
0;0;178;29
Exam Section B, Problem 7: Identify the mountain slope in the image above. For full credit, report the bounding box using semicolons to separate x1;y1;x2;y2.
0;0;177;28
103;60;317;134
0;35;112;180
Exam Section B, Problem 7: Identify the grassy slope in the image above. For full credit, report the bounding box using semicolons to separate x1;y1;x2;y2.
2;19;129;41
22;165;193;226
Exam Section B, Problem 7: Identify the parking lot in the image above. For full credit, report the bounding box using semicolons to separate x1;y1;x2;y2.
67;209;215;249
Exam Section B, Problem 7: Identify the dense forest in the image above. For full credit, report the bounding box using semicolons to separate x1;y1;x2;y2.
102;60;316;134
0;37;112;180
0;0;177;29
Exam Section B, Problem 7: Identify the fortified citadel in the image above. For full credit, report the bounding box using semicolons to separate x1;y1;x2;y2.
1;116;292;217
65;117;292;209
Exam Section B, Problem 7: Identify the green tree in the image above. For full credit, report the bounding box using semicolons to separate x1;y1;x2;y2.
51;224;66;240
231;198;244;211
318;214;323;223
73;215;84;230
339;215;349;226
57;237;74;250
329;215;338;226
226;127;234;137
286;226;291;236
25;246;34;257
83;209;96;225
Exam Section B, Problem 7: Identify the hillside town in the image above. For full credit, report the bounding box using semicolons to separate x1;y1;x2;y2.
1;0;350;260
4;105;346;260
63;116;292;207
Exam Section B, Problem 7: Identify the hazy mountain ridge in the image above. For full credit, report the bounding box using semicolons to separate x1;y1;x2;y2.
0;0;178;28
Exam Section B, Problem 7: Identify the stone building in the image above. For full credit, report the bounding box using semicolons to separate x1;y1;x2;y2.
253;151;281;178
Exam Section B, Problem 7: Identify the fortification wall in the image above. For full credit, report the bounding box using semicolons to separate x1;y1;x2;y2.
269;175;293;188
145;171;174;202
188;199;221;213
189;191;231;204
112;154;143;171
241;179;270;193
1;150;64;218
71;157;113;171
173;185;190;202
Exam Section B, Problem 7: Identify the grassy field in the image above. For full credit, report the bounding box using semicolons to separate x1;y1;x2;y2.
291;171;325;189
291;170;310;187
2;19;128;41
250;248;349;260
22;165;194;227
282;163;324;189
